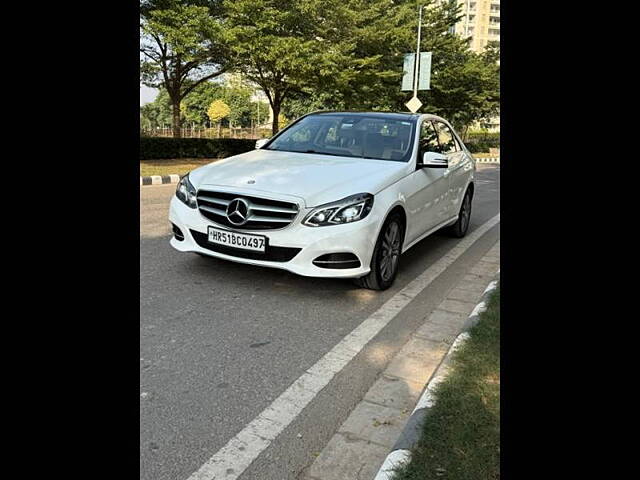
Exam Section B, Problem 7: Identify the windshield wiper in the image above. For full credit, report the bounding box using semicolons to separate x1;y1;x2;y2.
300;149;351;157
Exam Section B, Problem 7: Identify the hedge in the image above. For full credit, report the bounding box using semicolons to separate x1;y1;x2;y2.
140;137;256;160
140;134;499;158
464;132;500;153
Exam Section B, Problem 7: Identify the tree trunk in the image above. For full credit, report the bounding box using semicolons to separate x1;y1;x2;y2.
171;98;181;138
271;101;280;136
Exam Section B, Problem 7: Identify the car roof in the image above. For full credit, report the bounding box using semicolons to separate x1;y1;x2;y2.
307;111;446;123
309;111;420;121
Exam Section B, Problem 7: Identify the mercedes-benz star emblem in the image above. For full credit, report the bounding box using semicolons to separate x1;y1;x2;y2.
226;198;250;226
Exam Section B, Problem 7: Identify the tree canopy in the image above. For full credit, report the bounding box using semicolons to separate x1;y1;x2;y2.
140;0;499;136
207;99;231;124
140;0;233;136
224;0;357;134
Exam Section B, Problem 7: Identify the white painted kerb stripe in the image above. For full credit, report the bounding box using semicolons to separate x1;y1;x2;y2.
412;332;470;413
373;449;412;480
484;279;499;294
470;301;487;318
186;213;500;480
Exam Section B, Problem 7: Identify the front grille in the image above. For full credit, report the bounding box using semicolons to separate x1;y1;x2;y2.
190;230;301;262
196;189;299;230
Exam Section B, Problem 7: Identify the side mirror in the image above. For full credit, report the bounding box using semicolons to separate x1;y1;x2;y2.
255;138;269;149
418;151;448;169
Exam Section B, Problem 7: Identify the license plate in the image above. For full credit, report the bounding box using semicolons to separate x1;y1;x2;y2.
207;227;266;252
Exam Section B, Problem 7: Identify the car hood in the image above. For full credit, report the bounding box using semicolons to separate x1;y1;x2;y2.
189;149;409;207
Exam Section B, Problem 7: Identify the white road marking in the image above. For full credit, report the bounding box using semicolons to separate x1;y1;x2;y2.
186;213;500;480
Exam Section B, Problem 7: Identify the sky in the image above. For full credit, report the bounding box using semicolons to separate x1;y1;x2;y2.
140;84;158;106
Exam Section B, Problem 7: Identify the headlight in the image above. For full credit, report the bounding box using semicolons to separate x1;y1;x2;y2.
303;193;374;227
176;174;197;209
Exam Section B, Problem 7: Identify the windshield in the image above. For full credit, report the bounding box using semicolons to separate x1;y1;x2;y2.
265;114;417;162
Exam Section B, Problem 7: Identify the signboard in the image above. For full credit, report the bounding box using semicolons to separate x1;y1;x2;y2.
418;52;431;90
401;52;432;91
401;54;415;91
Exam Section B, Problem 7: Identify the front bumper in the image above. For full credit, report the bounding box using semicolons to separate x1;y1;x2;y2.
169;196;382;278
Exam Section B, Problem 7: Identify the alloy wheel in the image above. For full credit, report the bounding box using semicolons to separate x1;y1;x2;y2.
380;221;401;282
460;193;471;232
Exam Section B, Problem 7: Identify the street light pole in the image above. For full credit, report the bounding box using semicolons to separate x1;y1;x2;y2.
413;5;424;98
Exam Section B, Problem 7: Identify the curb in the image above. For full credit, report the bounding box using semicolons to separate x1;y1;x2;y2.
474;157;500;163
140;174;181;186
372;271;500;480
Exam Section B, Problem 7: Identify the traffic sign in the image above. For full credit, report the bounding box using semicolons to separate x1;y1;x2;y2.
405;96;422;113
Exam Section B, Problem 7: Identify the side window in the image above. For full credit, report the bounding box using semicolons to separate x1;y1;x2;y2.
434;122;458;154
420;120;441;154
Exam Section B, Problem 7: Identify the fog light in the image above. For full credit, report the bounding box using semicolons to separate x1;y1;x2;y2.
172;223;184;241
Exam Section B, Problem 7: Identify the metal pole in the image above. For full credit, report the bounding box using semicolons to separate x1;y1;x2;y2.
413;5;424;98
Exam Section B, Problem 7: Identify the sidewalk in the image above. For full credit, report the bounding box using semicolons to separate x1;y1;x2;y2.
299;241;500;480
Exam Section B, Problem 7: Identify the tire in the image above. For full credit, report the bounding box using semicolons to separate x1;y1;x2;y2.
354;212;405;291
446;187;473;238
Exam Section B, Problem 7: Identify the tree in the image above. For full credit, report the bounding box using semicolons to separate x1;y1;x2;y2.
224;0;356;134
339;0;499;131
182;81;224;126
276;1;499;133
179;76;271;129
207;99;231;135
140;88;173;130
140;1;232;137
268;1;465;116
217;75;255;128
420;38;500;133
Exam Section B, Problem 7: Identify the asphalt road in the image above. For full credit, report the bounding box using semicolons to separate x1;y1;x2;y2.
140;164;500;480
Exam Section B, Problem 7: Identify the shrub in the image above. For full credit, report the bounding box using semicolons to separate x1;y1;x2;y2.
140;137;256;160
464;131;500;153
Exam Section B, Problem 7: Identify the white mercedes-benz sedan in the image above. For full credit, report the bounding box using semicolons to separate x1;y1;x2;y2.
169;111;475;290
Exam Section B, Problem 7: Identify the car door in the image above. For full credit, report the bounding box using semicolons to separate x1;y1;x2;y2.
403;118;451;244
433;120;471;219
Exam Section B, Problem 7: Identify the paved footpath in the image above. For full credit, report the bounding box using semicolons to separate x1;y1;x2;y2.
300;241;500;480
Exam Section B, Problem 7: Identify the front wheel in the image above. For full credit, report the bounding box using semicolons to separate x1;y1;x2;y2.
354;213;404;291
446;188;472;238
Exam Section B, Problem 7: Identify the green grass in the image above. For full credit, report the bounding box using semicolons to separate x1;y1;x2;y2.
473;152;500;158
139;158;219;177
393;286;500;480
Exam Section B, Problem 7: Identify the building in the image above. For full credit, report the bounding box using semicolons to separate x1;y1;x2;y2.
453;0;500;53
450;0;500;132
